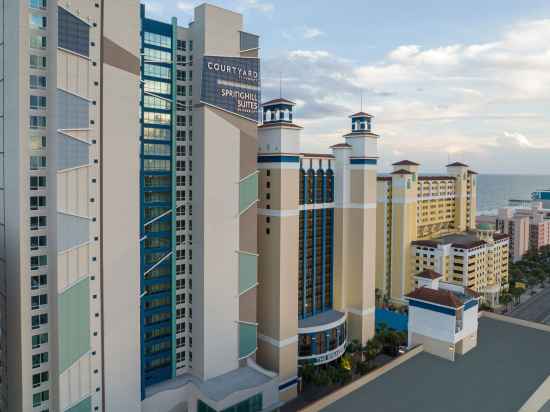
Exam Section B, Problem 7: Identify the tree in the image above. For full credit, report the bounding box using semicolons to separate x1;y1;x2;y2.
500;293;513;312
509;287;523;305
363;338;383;367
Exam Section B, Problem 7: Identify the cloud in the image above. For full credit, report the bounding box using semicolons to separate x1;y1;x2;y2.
303;27;324;39
176;1;197;13
235;0;274;13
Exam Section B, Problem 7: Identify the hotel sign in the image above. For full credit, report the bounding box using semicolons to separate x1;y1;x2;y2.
201;56;260;122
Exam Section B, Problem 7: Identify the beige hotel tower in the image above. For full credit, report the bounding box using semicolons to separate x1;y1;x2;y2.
257;101;378;400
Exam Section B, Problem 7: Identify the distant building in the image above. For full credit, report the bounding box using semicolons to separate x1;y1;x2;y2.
406;273;480;361
497;202;550;255
495;209;530;262
376;161;478;303
411;230;509;307
532;189;550;209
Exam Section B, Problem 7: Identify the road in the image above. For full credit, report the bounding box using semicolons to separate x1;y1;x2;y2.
508;286;550;325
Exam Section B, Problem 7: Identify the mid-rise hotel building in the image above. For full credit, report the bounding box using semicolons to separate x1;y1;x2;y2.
3;1;142;411
257;103;378;400
376;161;509;306
139;4;279;412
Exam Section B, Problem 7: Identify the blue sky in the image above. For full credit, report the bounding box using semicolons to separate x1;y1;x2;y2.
144;0;550;174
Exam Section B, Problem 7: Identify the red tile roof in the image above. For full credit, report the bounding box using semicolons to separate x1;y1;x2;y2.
391;169;414;175
415;269;443;280
406;287;464;308
392;160;420;166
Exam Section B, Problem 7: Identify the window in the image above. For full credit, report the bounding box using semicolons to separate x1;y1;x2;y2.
29;14;47;30
30;176;47;190
32;371;49;388
30;156;47;170
31;313;48;329
30;116;47;129
177;100;187;111
30;255;48;269
29;0;47;10
144;48;171;63
177;85;186;97
144;80;171;95
177;55;187;66
32;390;49;407
176;160;186;172
30;35;47;49
177;115;186;127
30;95;47;110
30;54;47;69
58;6;90;56
144;95;171;111
143;63;171;80
177;70;186;81
30;196;47;210
143;112;171;125
143;143;170;156
31;274;48;289
144;127;170;141
176;130;186;141
31;294;48;310
32;333;48;349
177;40;186;51
30;75;47;89
30;216;47;230
144;32;171;49
143;159;170;171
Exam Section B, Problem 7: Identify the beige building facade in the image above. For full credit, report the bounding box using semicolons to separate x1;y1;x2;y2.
3;1;142;411
376;161;480;303
257;105;377;401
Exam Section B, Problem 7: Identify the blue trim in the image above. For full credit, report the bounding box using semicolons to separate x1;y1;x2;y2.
321;173;327;311
302;209;308;319
329;208;334;308
350;158;377;165
258;155;300;163
279;378;299;391
408;299;456;316
312;173;317;316
464;299;478;310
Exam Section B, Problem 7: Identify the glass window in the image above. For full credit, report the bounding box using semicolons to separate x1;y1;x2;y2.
30;35;47;49
144;80;171;95
29;14;47;30
58;6;90;56
29;0;47;9
144;127;170;141
144;48;171;63
30;156;47;170
144;63;171;80
30;116;47;129
30;54;47;69
177;40;186;51
144;32;172;49
30;75;47;89
30;134;47;150
143;112;171;125
143;159;170;171
30;95;47;110
144;95;171;110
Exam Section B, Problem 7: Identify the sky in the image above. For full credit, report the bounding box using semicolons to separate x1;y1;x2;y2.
143;0;550;174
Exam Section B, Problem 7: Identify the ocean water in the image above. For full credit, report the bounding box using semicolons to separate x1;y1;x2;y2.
476;175;550;213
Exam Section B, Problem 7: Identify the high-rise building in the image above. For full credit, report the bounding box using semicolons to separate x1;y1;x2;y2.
3;1;142;411
139;5;279;412
497;202;550;255
376;161;479;303
256;104;377;401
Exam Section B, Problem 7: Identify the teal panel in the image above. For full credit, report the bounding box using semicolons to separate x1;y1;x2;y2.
239;173;258;214
66;396;91;412
59;278;90;372
239;323;257;359
239;253;257;294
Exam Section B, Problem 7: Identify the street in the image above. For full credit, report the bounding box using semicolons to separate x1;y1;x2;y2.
507;286;550;325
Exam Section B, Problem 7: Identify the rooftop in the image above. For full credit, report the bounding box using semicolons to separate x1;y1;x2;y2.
415;269;443;280
323;317;550;412
392;160;420;166
299;310;346;330
262;97;295;106
405;286;472;308
412;232;488;250
350;111;373;118
446;161;469;167
391;169;414;175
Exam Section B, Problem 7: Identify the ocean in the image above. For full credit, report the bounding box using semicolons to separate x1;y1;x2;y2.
477;175;550;214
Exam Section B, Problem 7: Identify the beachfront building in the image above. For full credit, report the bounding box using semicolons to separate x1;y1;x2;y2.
406;273;480;361
256;103;378;401
376;161;478;303
411;231;509;307
3;1;143;411
496;202;550;256
532;189;550;209
139;4;280;412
